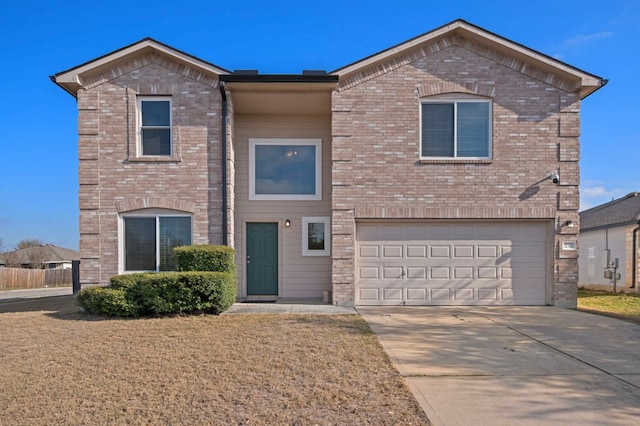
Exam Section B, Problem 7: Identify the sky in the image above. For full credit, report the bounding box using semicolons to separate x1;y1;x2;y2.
0;0;638;251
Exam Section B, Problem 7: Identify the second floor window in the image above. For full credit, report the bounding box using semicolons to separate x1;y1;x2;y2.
138;97;172;156
421;97;491;159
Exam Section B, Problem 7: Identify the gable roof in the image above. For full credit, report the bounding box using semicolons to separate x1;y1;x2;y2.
331;19;605;99
52;38;230;97
580;192;640;231
0;245;80;265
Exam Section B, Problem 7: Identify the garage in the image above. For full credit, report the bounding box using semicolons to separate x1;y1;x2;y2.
355;221;550;306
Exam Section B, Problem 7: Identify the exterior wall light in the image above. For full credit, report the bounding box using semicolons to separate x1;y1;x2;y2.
285;219;291;228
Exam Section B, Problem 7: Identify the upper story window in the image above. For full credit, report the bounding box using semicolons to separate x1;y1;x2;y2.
420;95;491;159
138;96;172;156
121;211;191;272
249;138;322;201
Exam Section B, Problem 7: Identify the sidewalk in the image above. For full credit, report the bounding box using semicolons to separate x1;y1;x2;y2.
0;287;73;302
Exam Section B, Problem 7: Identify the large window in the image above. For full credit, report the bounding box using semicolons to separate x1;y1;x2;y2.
138;97;172;156
249;138;322;200
122;214;191;271
421;97;491;159
302;217;330;256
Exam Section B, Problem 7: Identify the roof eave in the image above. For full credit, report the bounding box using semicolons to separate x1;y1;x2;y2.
331;19;606;100
52;38;231;97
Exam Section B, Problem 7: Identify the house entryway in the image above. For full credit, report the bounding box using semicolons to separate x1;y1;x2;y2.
246;222;278;296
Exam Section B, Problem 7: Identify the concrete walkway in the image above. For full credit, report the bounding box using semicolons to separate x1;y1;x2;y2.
358;306;640;426
225;299;356;315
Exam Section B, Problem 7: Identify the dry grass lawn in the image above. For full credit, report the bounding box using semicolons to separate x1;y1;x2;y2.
0;296;429;425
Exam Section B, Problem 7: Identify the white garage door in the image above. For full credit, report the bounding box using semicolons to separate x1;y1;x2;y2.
356;222;548;306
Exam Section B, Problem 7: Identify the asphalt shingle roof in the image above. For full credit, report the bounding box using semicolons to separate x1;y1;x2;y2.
0;244;79;265
580;192;640;231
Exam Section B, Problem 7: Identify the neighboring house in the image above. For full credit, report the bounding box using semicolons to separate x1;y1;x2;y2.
52;19;605;308
0;245;80;269
579;192;640;292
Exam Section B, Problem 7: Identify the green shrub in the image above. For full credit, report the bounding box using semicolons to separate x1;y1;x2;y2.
76;287;140;317
78;271;236;317
173;245;235;273
78;245;237;318
110;273;149;291
129;272;236;315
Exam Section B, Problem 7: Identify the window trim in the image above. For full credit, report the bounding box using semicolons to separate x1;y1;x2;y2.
119;209;192;273
419;95;492;160
249;138;322;201
137;96;172;157
302;216;331;256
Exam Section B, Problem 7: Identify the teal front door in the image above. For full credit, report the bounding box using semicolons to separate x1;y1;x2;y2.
246;222;278;296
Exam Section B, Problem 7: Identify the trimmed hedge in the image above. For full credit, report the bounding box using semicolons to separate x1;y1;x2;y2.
76;286;140;317
77;245;236;317
173;245;235;273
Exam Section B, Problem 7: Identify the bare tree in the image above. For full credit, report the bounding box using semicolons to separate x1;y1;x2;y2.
16;239;45;250
26;246;49;269
3;251;22;268
0;237;4;254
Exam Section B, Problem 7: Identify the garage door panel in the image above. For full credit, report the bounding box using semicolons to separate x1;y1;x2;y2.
477;245;498;258
383;288;403;301
359;245;379;258
383;267;403;279
359;267;379;279
430;267;451;279
478;288;498;301
358;287;380;301
454;267;473;279
407;245;427;258
356;222;548;306
454;246;474;258
454;289;474;301
407;267;426;279
382;245;403;258
430;246;451;258
477;267;498;279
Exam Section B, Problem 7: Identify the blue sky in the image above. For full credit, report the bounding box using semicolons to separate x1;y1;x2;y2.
0;0;638;251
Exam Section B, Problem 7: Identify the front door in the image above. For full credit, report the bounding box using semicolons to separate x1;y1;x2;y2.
246;222;278;296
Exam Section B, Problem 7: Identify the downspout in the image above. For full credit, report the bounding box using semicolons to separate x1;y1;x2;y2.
219;80;228;246
632;221;640;289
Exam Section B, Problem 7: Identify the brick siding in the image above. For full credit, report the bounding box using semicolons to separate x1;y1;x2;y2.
77;55;223;286
331;39;581;307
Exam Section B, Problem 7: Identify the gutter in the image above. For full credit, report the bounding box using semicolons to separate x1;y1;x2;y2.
219;73;339;84
219;80;228;246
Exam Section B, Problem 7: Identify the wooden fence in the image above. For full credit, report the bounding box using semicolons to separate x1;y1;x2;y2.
0;268;73;289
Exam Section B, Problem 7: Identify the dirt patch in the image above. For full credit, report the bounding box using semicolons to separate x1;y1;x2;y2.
0;296;429;425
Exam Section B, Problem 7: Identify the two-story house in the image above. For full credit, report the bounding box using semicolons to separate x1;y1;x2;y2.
53;20;605;308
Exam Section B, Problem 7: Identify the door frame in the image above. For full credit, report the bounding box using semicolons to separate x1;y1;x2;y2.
243;220;281;300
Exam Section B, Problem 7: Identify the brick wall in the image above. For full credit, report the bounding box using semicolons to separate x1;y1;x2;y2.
77;54;222;286
331;37;581;307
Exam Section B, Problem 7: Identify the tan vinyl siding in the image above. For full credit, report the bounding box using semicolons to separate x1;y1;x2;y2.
234;114;332;298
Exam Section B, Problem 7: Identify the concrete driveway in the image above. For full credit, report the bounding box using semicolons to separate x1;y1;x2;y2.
358;306;640;426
